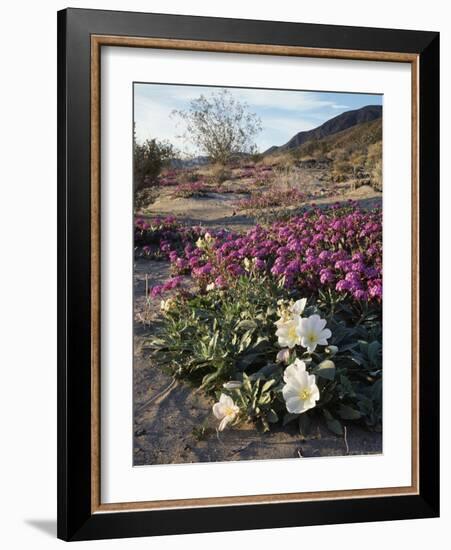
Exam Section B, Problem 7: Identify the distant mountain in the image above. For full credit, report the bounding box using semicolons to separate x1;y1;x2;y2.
170;156;210;169
265;105;382;155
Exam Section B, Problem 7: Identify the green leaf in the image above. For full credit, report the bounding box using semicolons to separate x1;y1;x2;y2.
326;418;343;435
266;409;279;424
298;414;311;439
368;341;381;364
235;320;257;331
237;353;262;369
258;393;271;405
261;379;276;393
338;405;361;420
200;368;223;390
283;412;298;426
322;409;343;435
146;337;167;347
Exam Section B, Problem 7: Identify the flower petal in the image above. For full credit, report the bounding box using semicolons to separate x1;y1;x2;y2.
219;394;234;407
282;384;301;400
218;416;232;431
291;298;307;315
212;403;225;419
283;360;306;383
308;314;321;329
285;396;303;414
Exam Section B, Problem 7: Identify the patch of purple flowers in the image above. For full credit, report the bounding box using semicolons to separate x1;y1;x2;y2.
137;201;382;303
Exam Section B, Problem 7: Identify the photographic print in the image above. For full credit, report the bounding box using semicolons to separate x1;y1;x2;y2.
133;83;383;466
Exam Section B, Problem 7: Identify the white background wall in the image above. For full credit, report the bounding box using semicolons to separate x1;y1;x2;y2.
0;1;448;548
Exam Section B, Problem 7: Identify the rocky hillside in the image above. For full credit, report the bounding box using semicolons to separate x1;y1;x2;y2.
265;104;382;155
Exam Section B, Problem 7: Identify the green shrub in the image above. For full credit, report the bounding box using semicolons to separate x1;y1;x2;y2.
133;138;175;190
210;164;231;184
147;276;382;434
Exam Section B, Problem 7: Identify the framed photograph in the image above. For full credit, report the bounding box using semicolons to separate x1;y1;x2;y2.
57;8;439;541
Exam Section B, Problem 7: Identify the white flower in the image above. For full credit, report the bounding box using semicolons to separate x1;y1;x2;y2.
195;238;204;249
206;282;215;291
276;348;291;364
298;314;332;353
160;298;175;312
204;232;214;244
283;358;307;382
223;380;242;390
282;360;320;414
290;298;307;316
212;394;240;431
275;318;302;349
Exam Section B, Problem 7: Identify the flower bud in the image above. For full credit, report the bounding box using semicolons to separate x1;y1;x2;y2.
223;381;242;390
326;345;339;356
276;348;291;364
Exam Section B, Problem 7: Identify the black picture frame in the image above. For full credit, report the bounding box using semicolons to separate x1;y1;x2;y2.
57;7;439;541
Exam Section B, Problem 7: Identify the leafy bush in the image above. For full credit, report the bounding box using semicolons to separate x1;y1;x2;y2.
149;275;282;391
148;275;382;435
172;89;262;164
133;138;175;190
134;187;158;210
366;142;383;191
209;164;231;184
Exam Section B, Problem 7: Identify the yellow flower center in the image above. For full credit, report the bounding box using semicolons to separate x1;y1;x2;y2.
288;326;298;340
225;406;236;417
299;388;311;401
307;332;317;343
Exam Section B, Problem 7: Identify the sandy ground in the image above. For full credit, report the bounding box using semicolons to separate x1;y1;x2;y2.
145;191;254;231
138;170;382;231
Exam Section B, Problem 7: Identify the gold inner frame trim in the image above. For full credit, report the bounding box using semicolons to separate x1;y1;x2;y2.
90;34;420;514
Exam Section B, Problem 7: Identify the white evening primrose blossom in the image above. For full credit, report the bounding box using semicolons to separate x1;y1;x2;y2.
282;360;320;414
290;298;307;316
206;282;215;291
283;358;307;382
160;298;175;313
276;348;291;364
204;232;214;244
275;318;302;349
212;394;240;431
298;314;332;353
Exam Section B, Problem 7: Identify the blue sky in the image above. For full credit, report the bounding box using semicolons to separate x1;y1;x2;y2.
134;83;382;155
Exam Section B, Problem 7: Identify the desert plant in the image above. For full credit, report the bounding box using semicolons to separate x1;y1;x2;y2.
366;142;383;191
272;165;304;188
209;164;231;184
134;187;158;210
148;283;382;434
172;89;262;165
133;137;175;191
369;160;382;191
